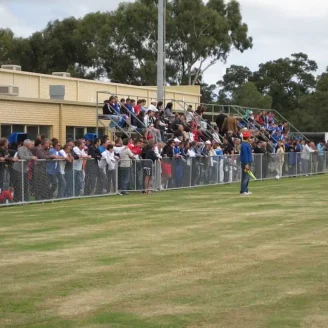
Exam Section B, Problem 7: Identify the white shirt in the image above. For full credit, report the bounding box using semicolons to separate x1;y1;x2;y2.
154;146;162;159
100;150;117;171
301;144;314;160
114;146;125;154
58;150;67;174
73;147;87;171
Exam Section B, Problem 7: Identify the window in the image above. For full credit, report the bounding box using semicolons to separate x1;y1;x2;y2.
75;128;85;140
12;125;25;133
66;127;106;140
98;128;105;137
26;126;39;141
66;127;75;141
39;126;51;139
0;125;12;138
87;127;96;134
0;125;52;140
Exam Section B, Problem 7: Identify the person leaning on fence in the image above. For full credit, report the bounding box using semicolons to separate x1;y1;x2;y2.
34;139;58;200
143;140;160;194
0;137;17;192
118;138;136;195
240;131;253;196
12;139;37;202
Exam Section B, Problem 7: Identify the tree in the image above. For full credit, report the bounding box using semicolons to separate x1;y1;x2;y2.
169;0;253;85
252;53;318;113
201;83;217;104
0;29;15;64
234;82;272;109
217;64;252;97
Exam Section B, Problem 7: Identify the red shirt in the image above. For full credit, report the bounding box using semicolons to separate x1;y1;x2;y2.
128;144;142;156
134;105;141;115
0;190;13;203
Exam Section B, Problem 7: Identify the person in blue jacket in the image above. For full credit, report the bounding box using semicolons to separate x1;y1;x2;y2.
240;131;253;195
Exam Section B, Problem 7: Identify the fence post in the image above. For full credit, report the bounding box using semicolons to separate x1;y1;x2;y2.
21;161;24;203
134;160;137;192
73;164;75;198
261;154;263;181
116;160;119;194
189;157;192;187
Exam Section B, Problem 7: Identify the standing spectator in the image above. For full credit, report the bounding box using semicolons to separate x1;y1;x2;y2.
288;142;297;176
0;138;11;192
12;140;37;202
31;139;42;156
301;141;314;176
35;139;57;200
57;144;73;199
118;139;135;195
144;140;160;194
310;142;318;174
64;140;79;197
276;141;285;177
100;144;118;193
173;138;183;188
240;131;253;195
317;141;326;172
73;140;90;197
85;138;102;196
47;140;60;199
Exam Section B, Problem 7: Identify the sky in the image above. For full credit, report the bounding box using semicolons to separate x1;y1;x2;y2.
0;0;327;85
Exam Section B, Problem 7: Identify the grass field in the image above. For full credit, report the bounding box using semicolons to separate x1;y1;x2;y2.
1;176;328;328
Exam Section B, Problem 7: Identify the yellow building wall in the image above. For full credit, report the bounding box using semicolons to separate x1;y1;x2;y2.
0;96;105;144
0;69;201;106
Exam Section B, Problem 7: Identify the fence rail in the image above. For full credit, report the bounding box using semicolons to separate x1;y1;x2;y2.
0;152;327;206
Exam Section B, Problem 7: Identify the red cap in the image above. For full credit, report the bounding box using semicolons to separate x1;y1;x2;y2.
243;131;251;139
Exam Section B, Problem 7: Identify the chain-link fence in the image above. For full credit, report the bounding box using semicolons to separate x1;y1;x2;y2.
1;153;328;206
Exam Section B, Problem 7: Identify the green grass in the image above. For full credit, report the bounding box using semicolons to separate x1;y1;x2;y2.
1;176;328;328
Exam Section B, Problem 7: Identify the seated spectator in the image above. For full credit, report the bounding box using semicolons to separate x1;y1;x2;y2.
103;96;125;128
134;99;143;116
120;98;130;116
164;102;174;118
212;126;222;145
144;109;161;142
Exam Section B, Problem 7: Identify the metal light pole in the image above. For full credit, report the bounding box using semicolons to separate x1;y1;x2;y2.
157;0;165;102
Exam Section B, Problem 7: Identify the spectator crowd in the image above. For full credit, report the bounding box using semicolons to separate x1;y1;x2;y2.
0;99;327;204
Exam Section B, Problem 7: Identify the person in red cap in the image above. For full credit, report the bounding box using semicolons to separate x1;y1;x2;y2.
240;131;253;195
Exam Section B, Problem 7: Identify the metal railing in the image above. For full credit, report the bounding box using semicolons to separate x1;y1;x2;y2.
1;152;327;206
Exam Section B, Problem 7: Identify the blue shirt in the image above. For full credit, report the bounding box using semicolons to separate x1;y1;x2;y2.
215;148;223;156
240;142;253;164
98;145;105;154
46;147;59;175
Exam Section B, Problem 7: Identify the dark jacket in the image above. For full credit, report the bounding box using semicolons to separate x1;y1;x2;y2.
103;102;116;115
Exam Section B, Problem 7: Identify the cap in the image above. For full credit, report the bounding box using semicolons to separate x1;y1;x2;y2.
243;131;251;139
205;140;211;145
148;105;158;112
173;138;181;143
